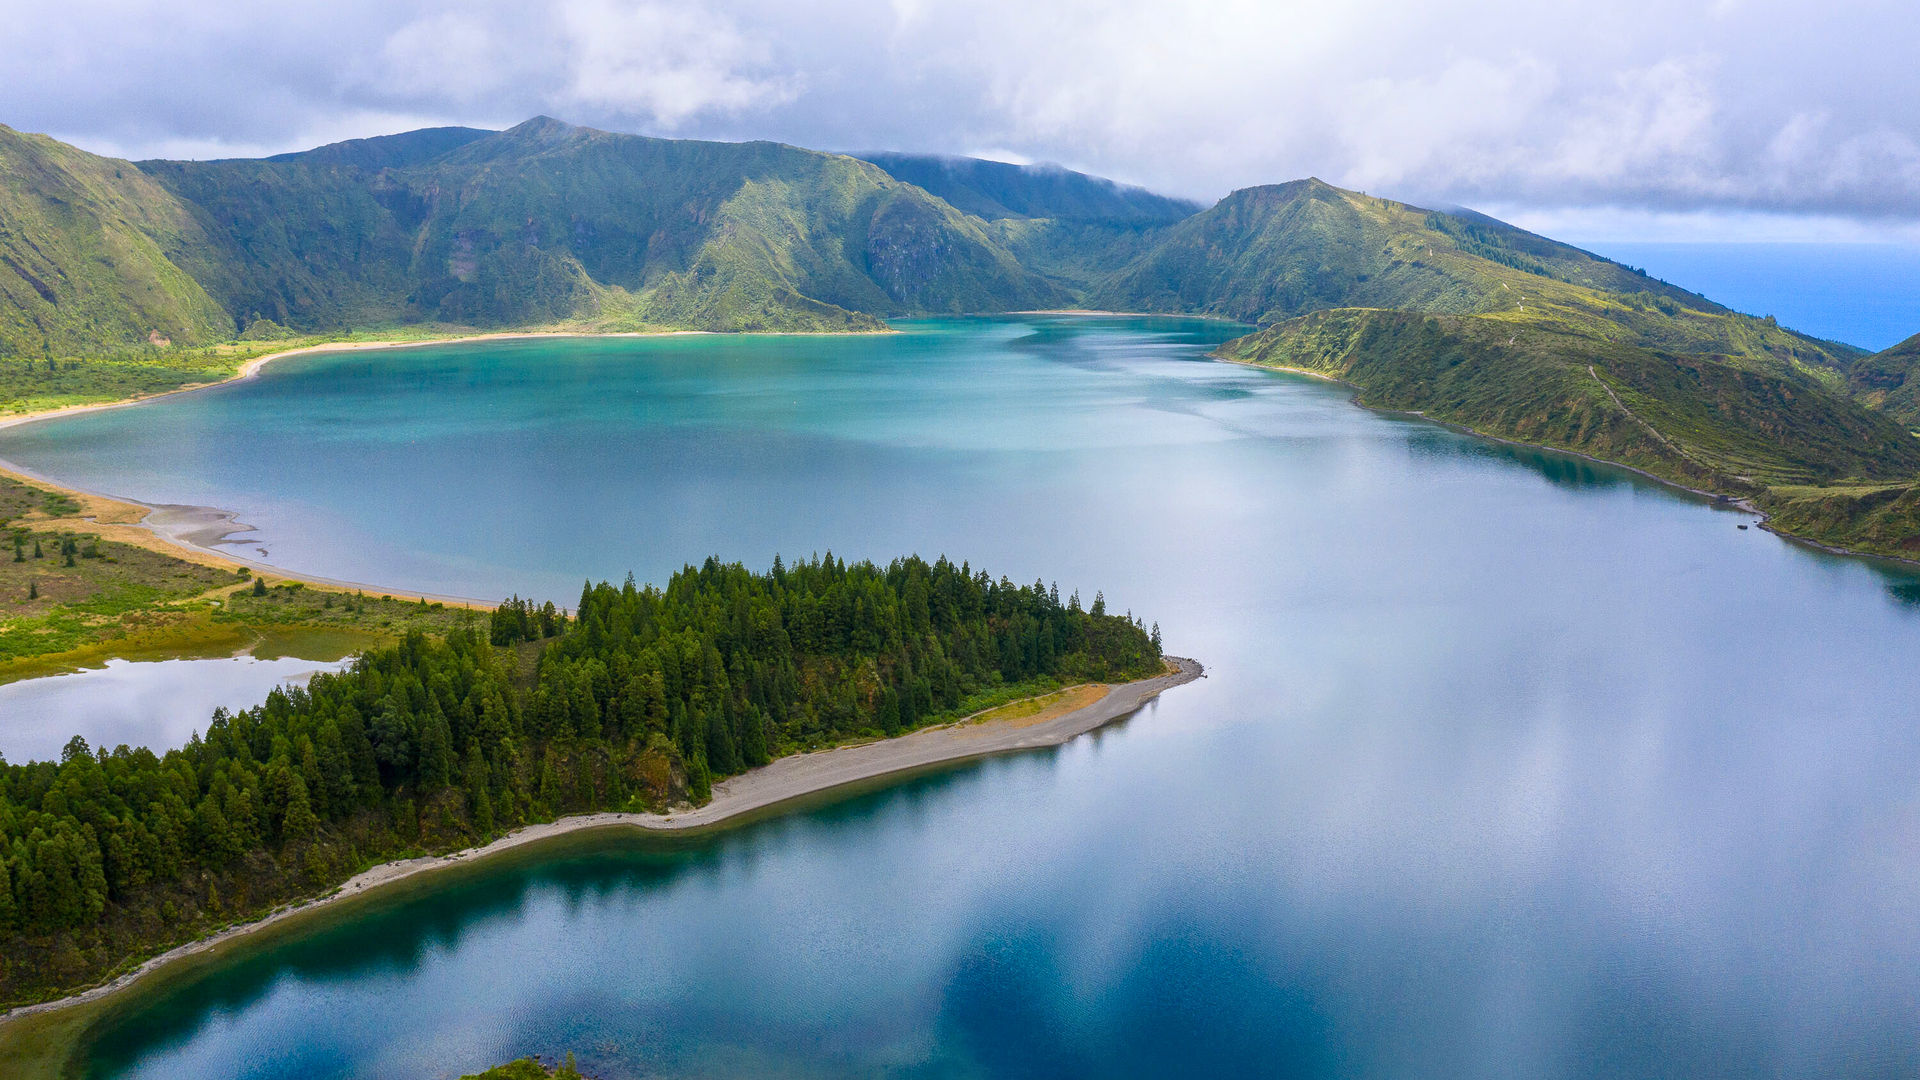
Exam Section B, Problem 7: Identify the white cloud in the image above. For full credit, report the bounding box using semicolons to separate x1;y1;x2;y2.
3;0;1919;235
558;0;795;127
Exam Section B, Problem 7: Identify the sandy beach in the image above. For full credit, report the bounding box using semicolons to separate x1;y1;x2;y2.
0;656;1203;1025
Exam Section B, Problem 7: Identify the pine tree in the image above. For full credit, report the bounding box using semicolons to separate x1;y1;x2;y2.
0;857;16;932
27;579;37;600
11;536;21;562
32;539;43;559
252;576;268;597
463;742;495;836
281;775;318;842
416;706;453;790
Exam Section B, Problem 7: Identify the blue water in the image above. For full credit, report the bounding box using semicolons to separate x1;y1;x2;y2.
4;317;1919;1079
1584;242;1920;352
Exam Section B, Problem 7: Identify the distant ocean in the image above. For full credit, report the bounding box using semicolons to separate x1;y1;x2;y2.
1579;242;1920;353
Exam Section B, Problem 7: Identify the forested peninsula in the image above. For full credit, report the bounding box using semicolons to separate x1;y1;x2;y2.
0;554;1165;1006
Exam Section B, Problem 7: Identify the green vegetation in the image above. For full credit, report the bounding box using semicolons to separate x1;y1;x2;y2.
7;117;1920;557
463;1055;587;1080
1223;309;1920;487
1167;180;1920;558
0;472;471;681
1848;330;1920;427
1;117;1071;365
855;152;1201;225
0;553;1160;1005
0;126;230;361
1221;308;1920;558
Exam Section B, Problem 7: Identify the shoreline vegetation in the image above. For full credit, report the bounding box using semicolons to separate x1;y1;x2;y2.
0;325;903;667
0;656;1199;1033
1214;314;1920;567
0;553;1171;1021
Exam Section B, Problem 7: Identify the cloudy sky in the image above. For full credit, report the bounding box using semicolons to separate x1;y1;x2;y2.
5;0;1917;240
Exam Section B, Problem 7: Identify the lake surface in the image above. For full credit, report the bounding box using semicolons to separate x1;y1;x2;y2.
5;317;1920;1079
0;654;352;764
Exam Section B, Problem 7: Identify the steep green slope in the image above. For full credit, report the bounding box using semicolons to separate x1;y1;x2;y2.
1222;307;1920;556
1094;179;1850;383
856;152;1201;224
1225;308;1920;486
858;152;1200;300
1847;331;1920;427
1096;179;1702;319
142;118;1065;334
0;125;230;358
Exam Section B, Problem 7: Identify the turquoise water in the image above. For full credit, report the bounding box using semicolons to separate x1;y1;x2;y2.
5;317;1920;1078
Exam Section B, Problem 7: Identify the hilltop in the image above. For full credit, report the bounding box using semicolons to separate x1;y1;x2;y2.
1194;183;1920;556
4;118;1920;557
0;118;1069;361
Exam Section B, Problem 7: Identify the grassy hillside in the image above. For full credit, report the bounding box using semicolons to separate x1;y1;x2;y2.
0;125;231;359
1092;179;1851;381
856;152;1201;224
0;118;1073;360
8;119;1920;557
858;152;1202;300
1222;307;1920;556
141;118;1064;335
1847;331;1920;427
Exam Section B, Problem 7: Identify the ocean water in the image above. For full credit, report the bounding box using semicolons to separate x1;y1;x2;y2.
4;317;1919;1079
1583;241;1920;352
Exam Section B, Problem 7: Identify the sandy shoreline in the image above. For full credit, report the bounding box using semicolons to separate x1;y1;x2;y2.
0;331;732;606
0;656;1203;1025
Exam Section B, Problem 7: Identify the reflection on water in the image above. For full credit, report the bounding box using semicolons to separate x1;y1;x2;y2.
4;318;1918;1079
0;655;352;763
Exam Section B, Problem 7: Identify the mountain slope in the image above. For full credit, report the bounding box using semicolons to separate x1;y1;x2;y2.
1187;181;1920;556
855;153;1200;224
140;118;1066;334
1223;308;1920;487
0;124;230;358
1095;179;1710;320
1847;331;1920;427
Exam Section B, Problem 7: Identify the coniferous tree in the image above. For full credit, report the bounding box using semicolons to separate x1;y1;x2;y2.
0;555;1163;1001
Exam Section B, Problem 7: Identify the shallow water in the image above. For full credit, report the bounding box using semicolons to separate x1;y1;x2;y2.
4;317;1920;1079
0;654;352;763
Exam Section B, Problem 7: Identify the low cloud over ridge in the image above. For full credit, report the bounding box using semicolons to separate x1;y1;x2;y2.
4;0;1916;229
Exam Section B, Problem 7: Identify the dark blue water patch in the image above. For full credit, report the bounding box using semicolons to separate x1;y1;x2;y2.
1582;242;1920;352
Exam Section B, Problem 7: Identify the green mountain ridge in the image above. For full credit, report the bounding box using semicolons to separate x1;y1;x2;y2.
136;117;1065;336
0;125;231;357
851;152;1202;224
3;117;1920;557
1847;330;1920;426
